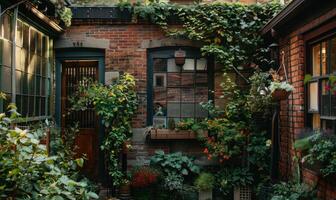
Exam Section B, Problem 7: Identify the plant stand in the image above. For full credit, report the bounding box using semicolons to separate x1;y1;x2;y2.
234;186;251;200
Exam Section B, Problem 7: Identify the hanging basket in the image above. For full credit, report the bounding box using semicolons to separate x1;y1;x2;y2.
272;89;291;101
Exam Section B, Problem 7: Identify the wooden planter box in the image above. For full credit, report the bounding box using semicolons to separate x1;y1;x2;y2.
150;129;208;140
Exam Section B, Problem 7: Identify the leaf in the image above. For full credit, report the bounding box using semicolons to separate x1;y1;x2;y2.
181;169;188;175
75;158;84;168
88;192;99;199
304;74;312;84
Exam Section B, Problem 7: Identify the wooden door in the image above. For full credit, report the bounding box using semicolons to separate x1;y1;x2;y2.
61;60;99;178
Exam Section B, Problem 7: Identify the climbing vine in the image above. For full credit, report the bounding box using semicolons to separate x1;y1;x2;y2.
71;73;138;186
134;2;282;75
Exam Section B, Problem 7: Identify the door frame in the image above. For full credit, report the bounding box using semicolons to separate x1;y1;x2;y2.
55;48;106;182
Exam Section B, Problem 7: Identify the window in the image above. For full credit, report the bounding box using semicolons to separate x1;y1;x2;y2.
149;49;211;129
307;37;336;131
0;13;52;119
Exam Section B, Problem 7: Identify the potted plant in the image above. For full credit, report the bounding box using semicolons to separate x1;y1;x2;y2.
195;172;215;200
268;69;294;101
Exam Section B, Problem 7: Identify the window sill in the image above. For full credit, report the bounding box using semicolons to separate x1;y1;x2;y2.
149;128;208;140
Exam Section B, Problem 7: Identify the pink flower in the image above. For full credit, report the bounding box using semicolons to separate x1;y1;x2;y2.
325;84;331;91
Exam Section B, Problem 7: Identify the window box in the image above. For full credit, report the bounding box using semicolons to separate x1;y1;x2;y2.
149;128;208;140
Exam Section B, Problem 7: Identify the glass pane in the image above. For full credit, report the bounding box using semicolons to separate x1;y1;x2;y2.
312;113;320;130
29;55;36;74
167;88;180;102
309;82;318;111
37;33;42;56
2;14;11;40
195;87;208;102
1;66;11;93
16;95;21;113
322;119;333;131
196;73;208;87
28;74;35;95
182;59;195;71
181;103;195;117
22;24;29;49
22;73;28;94
21;49;28;71
312;44;320;76
331;38;336;74
3;94;11;113
322;42;327;75
167;58;180;72
42;36;48;58
16;20;23;47
153;101;166;117
153;73;166;87
154;87;166;102
321;80;330;116
196;58;207;71
41;97;46;116
167;102;180;117
28;96;34;116
181;73;194;87
30;29;37;53
41;77;46;96
16;70;22;94
36;56;41;75
22;95;28;116
35;97;41;116
167;118;180;129
167;73;181;86
196;104;208;118
35;76;41;95
181;88;194;102
332;94;336;116
153;59;167;72
2;40;12;67
15;47;21;70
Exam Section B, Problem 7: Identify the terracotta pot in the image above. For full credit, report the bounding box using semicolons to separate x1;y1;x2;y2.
175;57;185;66
119;182;131;195
272;89;291;101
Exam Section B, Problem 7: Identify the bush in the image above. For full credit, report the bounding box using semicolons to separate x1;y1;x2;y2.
194;172;215;191
0;104;98;199
271;182;316;200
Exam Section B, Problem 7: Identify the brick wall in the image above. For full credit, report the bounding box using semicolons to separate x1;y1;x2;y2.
277;11;336;200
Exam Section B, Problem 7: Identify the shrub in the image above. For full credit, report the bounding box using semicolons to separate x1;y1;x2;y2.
194;172;215;191
271;182;316;200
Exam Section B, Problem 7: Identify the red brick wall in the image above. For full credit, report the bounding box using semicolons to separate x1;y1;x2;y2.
277;12;336;200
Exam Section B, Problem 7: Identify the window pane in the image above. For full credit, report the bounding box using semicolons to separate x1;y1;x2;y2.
312;44;321;76
196;58;207;71
196;104;208;118
16;95;22;113
322;119;333;131
181;88;194;102
167;73;181;87
153;59;167;72
154;87;166;102
28;74;35;95
36;76;41;95
2;40;12;67
309;82;318;111
22;24;29;49
332;94;336;116
42;36;48;58
36;56;41;75
3;94;11;113
181;103;195;117
30;29;37;53
182;59;194;71
181;73;194;87
35;97;41;116
1;66;11;93
22;73;28;94
331;38;336;74
41;97;46;116
195;87;208;102
153;116;166;129
16;21;23;47
37;33;42;56
22;95;28;116
28;96;34;116
321;80;330;116
21;49;28;71
2;14;11;40
322;42;327;75
167;58;180;72
196;73;208;87
41;77;46;96
15;47;22;70
167;88;180;102
29;55;36;74
167;102;180;117
16;70;22;94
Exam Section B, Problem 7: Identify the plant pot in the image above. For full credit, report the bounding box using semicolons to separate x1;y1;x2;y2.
272;89;291;101
118;182;131;199
150;129;208;140
199;190;212;200
234;186;251;200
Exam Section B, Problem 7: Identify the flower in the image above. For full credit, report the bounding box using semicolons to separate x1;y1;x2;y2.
131;167;159;188
266;139;272;147
203;148;209;154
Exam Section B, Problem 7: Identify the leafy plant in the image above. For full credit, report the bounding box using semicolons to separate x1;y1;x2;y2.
194;172;215;191
271;182;316;200
150;150;200;177
217;167;253;196
131;166;160;188
0;104;98;199
163;172;184;192
71;73;138;186
269;81;294;92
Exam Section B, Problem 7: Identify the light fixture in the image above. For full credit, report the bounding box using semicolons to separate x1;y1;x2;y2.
174;49;186;66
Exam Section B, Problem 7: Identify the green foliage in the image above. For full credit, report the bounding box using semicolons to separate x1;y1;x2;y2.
163;172;184;192
271;182;316;200
0;106;98;199
194;172;215;191
217;167;253;196
150;150;200;177
134;2;282;71
269;81;294;92
71;73;138;186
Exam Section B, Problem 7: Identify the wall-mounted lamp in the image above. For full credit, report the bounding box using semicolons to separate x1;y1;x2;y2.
174;49;186;66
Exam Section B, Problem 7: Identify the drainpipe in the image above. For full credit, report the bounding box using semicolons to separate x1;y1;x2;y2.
11;7;18;103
